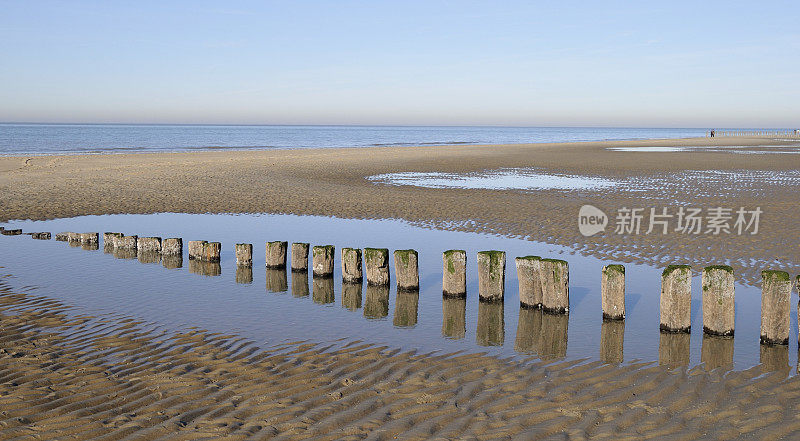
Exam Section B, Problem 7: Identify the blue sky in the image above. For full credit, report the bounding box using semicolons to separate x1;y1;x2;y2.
1;1;798;127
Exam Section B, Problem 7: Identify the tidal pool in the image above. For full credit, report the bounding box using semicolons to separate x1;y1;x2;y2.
368;169;619;191
1;213;795;371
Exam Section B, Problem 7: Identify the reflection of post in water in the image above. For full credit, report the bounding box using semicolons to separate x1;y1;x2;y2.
312;277;334;304
658;332;690;367
82;242;99;251
137;250;161;265
540;312;568;360
364;284;389;319
476;301;504;346
342;282;363;311
162;255;183;269
188;259;221;276
701;335;733;371
266;268;288;293
760;344;789;374
514;306;542;354
600;319;624;364
113;247;137;260
235;265;253;284
291;271;309;297
393;290;419;327
442;297;466;339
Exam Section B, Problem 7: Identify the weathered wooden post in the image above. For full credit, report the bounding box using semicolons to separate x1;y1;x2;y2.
365;248;390;286
103;232;123;250
312;245;335;277
266;241;288;268
67;232;81;242
291;242;309;272
760;270;791;345
137;237;161;253
116;235;138;250
188;240;220;262
660;265;692;333
78;232;98;244
442;250;466;297
541;258;569;314
31;232;51;240
394;249;419;291
442;297;466;339
341;247;363;283
55;232;69;241
477;251;505;302
162;238;182;256
601;264;625;320
701;266;735;336
516;256;542;308
236;243;253;266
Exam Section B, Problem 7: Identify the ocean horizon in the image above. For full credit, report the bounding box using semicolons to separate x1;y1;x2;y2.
0;123;734;156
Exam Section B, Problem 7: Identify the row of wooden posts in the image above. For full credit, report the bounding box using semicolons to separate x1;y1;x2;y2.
709;130;800;137
39;230;800;347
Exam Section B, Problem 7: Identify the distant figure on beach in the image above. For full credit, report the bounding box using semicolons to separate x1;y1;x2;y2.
710;130;715;137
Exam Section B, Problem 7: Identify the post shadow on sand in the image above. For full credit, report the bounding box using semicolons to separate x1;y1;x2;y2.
701;335;734;371
266;268;288;293
235;265;253;284
476;301;504;347
312;276;334;304
658;332;690;367
188;259;221;277
364;284;389;319
600;319;624;364
393;289;419;327
342;282;363;311
291;271;309;297
442;296;466;339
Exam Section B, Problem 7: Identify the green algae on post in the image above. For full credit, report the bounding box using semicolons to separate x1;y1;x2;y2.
515;255;542;308
393;249;419;291
541;258;569;314
364;247;390;286
477;251;505;302
660;265;691;333
442;250;467;297
701;266;735;337
311;245;335;277
760;270;791;345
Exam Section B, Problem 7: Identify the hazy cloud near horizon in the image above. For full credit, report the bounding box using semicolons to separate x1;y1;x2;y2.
1;1;798;127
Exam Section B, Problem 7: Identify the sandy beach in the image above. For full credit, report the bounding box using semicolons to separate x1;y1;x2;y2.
3;276;800;440
2;137;798;285
3;137;800;439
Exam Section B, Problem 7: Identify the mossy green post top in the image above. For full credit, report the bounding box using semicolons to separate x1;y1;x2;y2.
662;264;691;278
442;250;467;297
477;250;505;302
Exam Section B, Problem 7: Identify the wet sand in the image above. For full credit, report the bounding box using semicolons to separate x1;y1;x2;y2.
2;277;800;440
3;137;800;439
1;136;799;285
